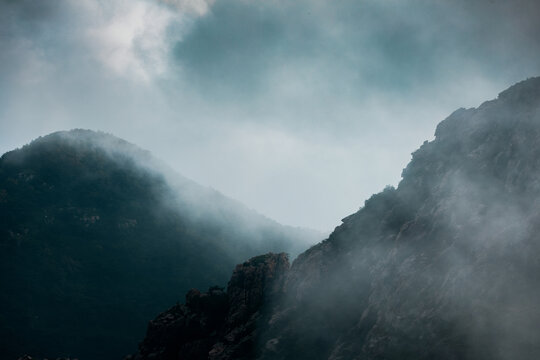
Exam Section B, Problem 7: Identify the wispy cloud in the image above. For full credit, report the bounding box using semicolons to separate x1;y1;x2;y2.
0;0;539;230
86;0;179;81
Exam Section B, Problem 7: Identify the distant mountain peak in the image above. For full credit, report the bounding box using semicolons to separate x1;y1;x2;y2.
0;130;319;359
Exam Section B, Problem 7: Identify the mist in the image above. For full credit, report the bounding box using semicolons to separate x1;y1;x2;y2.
2;0;539;231
0;128;321;359
3;1;540;359
52;129;320;257
243;79;540;360
122;78;540;360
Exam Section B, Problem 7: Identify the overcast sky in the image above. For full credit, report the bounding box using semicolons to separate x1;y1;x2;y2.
1;0;539;231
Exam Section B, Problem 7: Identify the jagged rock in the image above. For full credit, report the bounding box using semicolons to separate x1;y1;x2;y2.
139;286;229;360
130;253;289;360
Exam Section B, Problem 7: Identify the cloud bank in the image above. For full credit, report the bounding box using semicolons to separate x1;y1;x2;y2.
0;0;539;230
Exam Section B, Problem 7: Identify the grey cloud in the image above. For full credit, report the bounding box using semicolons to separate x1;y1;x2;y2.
0;0;539;231
172;0;316;97
0;0;62;24
172;0;540;97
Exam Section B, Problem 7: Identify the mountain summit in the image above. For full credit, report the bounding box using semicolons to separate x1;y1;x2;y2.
131;77;540;360
0;130;319;360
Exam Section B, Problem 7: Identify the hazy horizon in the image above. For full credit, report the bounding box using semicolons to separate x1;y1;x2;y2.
1;0;539;231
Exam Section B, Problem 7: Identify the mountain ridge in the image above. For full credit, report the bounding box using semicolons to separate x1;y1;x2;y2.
0;129;320;360
130;76;540;360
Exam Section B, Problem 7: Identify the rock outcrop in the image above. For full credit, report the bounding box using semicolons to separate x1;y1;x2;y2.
129;253;289;360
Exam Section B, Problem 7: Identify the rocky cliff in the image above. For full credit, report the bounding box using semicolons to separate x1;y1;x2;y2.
132;77;540;360
129;253;289;360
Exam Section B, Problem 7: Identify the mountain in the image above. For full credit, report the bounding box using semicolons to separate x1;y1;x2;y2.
0;130;320;360
130;76;540;360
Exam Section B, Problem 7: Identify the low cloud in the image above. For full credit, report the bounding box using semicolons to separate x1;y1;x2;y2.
0;0;539;230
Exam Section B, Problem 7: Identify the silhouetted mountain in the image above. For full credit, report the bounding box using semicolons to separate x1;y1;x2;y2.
0;130;319;360
132;77;540;360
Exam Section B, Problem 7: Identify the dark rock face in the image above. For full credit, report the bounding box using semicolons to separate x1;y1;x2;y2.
133;287;228;360
130;253;289;360
133;77;540;360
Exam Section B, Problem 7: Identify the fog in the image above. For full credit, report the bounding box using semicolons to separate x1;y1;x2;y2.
53;129;320;257
253;84;540;359
1;0;539;231
0;128;320;359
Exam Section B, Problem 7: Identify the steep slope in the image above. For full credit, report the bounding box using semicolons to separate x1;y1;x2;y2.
133;77;540;360
130;253;289;360
0;130;319;360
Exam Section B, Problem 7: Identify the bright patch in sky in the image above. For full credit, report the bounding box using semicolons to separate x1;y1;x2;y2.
1;0;539;231
86;1;183;81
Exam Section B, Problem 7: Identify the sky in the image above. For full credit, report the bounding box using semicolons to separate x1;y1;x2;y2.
1;0;539;232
